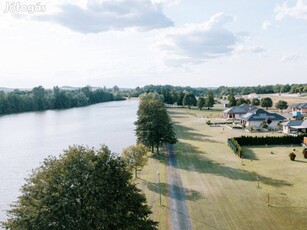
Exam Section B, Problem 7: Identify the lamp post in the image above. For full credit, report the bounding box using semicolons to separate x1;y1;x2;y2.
157;171;161;206
257;176;260;188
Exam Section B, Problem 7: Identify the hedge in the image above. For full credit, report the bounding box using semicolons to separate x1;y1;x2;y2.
227;134;307;157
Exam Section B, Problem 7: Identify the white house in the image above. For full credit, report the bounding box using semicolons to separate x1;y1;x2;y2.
223;104;253;119
240;108;286;129
281;120;307;134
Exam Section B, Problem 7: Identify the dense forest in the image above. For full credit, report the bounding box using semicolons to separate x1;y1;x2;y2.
0;86;124;115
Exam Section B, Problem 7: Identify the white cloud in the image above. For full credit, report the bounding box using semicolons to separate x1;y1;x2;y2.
156;13;237;64
32;0;174;33
280;53;302;62
275;0;307;20
156;13;264;65
262;20;273;30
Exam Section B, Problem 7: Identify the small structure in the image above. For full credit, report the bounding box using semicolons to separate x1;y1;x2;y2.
291;103;307;118
240;108;286;129
281;120;307;135
247;93;259;99
223;104;253;119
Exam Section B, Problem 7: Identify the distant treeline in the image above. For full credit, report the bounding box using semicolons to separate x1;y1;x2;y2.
126;84;307;100
0;86;124;115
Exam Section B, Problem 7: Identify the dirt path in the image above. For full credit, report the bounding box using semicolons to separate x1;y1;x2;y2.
167;144;192;230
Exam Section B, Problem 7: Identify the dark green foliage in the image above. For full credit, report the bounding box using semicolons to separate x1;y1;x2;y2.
260;97;273;110
251;98;260;106
0;86;124;115
275;100;288;112
135;93;177;154
183;93;197;109
2;146;157;230
227;138;242;158
205;90;215;109
197;97;205;110
227;93;236;107
228;135;307;158
236;98;246;106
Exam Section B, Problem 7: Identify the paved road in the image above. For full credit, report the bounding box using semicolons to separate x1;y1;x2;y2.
167;144;192;230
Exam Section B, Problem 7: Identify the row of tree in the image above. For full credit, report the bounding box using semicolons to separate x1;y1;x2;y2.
135;93;177;154
0;86;124;115
124;83;307;99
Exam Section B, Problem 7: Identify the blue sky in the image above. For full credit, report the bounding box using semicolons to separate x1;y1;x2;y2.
0;0;306;88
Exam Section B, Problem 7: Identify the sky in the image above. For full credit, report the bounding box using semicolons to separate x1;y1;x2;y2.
0;0;306;88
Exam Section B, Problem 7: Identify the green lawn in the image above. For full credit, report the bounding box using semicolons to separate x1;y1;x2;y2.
168;107;307;229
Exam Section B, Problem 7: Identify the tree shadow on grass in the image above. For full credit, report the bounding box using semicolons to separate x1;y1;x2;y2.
146;181;203;201
241;148;259;160
166;142;292;188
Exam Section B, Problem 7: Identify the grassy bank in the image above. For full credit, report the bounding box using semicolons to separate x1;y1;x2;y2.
169;107;307;229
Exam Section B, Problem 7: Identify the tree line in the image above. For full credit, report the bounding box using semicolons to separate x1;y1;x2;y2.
125;83;307;100
0;86;124;115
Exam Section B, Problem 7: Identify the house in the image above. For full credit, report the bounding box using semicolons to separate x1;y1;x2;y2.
240;108;286;129
220;99;229;108
291;103;307;118
281;120;307;134
223;104;253;119
247;93;259;99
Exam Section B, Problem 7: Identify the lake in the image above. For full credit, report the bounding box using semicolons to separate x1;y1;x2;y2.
0;99;138;222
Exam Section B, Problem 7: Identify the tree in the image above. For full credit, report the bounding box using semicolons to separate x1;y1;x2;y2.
177;91;185;106
205;91;215;109
260;97;273;110
251;98;260;106
236;98;246;106
135;93;177;154
197;97;205;110
183;93;196;109
122;144;149;178
275;100;288;112
2;146;157;229
227;92;236;107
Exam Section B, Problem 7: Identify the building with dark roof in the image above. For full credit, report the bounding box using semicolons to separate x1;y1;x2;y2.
223;104;254;119
281;120;307;134
240;108;286;129
291;103;307;114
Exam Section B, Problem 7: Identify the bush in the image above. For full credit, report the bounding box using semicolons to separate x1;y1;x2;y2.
227;138;242;158
289;152;296;161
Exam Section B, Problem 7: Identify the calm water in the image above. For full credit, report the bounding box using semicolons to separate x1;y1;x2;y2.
0;99;138;222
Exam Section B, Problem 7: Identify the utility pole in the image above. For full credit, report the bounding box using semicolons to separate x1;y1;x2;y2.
157;171;161;206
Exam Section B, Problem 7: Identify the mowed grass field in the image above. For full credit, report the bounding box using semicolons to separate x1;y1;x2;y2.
168;107;307;230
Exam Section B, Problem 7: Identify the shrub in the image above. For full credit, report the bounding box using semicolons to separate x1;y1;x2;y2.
289;152;296;161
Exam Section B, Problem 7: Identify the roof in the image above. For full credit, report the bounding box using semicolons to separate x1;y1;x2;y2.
282;120;307;128
291;103;307;109
240;108;286;121
223;104;252;114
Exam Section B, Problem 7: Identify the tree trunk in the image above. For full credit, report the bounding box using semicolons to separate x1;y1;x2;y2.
135;167;138;178
151;145;154;153
156;144;160;155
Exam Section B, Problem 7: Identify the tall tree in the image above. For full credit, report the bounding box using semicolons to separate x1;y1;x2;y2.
227;92;236;107
251;98;260;106
2;145;157;229
260;97;273;110
197;97;205;110
205;91;215;109
122;144;149;178
275;100;288;112
183;93;197;109
135;93;177;154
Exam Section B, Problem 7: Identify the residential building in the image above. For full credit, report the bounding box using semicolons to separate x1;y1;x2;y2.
281;120;307;134
240;108;286;129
